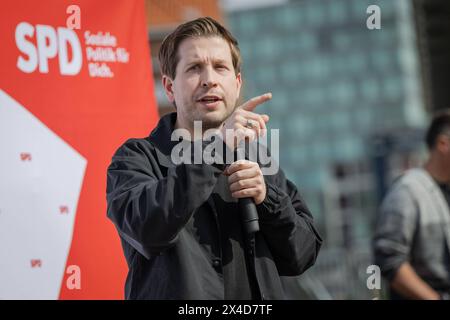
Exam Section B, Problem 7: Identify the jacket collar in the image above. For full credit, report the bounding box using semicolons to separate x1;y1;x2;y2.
148;112;179;157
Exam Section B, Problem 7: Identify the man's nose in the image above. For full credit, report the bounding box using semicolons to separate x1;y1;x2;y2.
200;66;218;88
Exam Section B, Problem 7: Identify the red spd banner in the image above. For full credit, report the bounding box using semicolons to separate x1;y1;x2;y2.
0;0;158;299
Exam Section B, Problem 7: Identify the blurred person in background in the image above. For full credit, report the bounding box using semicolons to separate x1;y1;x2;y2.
374;110;450;300
106;17;322;300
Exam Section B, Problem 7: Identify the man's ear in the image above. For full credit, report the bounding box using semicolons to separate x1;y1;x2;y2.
236;72;242;98
436;134;450;153
162;75;175;102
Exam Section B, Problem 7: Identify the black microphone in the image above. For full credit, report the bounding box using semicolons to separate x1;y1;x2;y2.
239;197;260;234
237;139;260;234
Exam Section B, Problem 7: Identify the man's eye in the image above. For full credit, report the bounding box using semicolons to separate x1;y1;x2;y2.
216;65;228;70
188;65;200;71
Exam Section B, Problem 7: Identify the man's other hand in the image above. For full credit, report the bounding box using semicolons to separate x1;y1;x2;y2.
225;160;266;205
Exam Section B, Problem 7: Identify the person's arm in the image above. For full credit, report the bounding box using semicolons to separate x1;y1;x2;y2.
391;262;440;300
256;169;323;276
373;184;438;299
106;139;225;259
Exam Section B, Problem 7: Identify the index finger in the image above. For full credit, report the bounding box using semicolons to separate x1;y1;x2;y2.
239;92;272;112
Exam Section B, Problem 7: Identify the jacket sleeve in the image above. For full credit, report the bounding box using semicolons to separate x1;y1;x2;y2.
256;169;322;276
106;139;225;259
373;184;418;281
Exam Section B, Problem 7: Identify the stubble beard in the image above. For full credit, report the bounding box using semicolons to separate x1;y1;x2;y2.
192;100;236;131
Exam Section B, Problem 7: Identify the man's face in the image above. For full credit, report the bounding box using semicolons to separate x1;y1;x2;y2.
433;133;450;180
439;134;450;166
163;36;242;131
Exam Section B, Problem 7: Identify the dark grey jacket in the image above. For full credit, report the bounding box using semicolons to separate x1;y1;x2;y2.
106;113;322;299
374;168;450;296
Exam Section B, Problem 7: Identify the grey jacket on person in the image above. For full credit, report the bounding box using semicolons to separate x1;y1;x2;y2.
374;168;450;295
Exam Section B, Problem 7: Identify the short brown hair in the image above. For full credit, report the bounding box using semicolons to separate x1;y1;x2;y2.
158;17;241;79
425;109;450;149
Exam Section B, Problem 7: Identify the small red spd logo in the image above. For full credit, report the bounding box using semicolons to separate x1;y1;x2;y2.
59;206;69;214
20;153;32;161
30;259;42;268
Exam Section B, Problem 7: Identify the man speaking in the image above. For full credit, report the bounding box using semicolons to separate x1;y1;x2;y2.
106;17;322;300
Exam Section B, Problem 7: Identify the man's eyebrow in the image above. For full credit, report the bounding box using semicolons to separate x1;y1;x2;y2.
185;58;229;67
185;60;202;67
212;59;229;65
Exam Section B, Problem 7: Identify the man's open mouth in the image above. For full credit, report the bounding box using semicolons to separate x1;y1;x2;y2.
197;95;222;103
